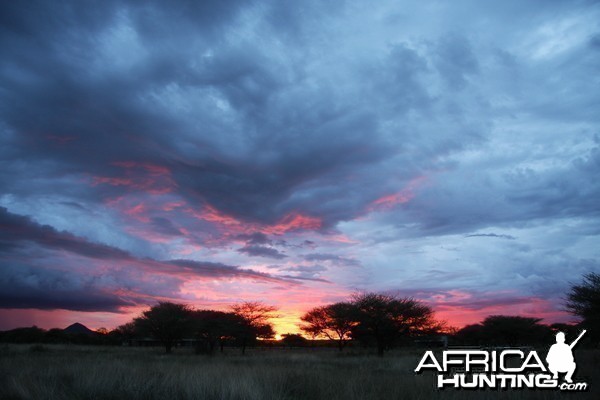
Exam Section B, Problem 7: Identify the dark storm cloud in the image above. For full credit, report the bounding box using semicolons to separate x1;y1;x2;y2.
0;207;133;260
0;0;404;229
1;0;598;237
0;207;289;283
166;259;291;283
0;263;135;312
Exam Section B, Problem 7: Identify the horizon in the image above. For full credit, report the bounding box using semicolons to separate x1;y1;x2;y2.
0;303;580;338
1;1;599;335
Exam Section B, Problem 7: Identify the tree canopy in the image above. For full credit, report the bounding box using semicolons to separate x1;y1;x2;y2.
455;315;551;346
301;293;439;355
300;302;356;350
191;310;245;354
566;272;600;344
350;293;437;356
133;302;193;353
231;301;277;354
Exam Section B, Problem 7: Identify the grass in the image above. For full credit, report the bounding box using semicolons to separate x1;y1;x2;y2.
0;344;597;399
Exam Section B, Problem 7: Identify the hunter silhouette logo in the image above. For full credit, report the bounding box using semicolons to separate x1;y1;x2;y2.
415;329;589;391
546;330;586;383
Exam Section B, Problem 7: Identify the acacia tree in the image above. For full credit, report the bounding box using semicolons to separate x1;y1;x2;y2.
459;316;551;346
300;302;356;351
191;310;245;354
111;322;137;346
134;302;193;353
567;272;600;345
231;301;277;354
351;293;436;356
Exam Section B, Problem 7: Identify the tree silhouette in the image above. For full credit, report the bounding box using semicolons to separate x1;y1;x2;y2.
0;326;46;343
134;302;193;353
191;310;245;354
350;293;436;356
301;302;355;351
96;327;109;335
566;272;600;345
454;323;486;345
106;322;137;346
280;333;308;348
483;315;550;346
113;322;137;344
231;301;277;354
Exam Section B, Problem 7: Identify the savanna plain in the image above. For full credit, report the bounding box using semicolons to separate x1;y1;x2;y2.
1;344;598;400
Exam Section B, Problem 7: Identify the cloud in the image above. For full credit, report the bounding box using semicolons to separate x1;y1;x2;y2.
235;232;272;245
0;206;133;260
166;259;290;283
0;207;300;311
237;245;288;259
0;0;598;328
304;253;360;266
0;263;135;312
277;264;330;282
466;233;516;240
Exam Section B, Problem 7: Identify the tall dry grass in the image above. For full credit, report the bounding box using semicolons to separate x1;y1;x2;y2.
0;344;597;399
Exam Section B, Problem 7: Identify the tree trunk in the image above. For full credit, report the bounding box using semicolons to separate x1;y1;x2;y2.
338;340;344;351
377;342;385;357
165;343;173;354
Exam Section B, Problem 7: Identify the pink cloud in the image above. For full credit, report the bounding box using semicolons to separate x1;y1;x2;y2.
368;175;427;212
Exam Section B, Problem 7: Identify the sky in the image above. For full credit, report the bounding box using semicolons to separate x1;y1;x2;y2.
0;0;599;334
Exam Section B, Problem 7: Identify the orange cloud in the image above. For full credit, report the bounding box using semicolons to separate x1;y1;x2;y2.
187;204;322;236
368;175;427;212
264;213;322;235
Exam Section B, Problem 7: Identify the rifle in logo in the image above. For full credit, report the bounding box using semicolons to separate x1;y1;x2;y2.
546;329;586;383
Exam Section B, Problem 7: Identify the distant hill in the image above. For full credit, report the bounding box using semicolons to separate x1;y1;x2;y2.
63;322;96;335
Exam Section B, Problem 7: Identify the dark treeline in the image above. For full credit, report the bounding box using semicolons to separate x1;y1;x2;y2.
1;273;598;353
126;301;278;354
453;316;582;347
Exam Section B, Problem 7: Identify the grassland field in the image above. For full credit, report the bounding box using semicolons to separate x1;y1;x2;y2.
0;344;598;400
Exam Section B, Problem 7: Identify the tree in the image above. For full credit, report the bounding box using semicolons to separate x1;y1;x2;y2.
350;293;436;356
454;323;486;345
301;302;356;351
134;302;193;353
280;333;308;348
112;322;138;346
191;310;245;354
231;301;277;354
474;316;551;346
0;326;46;343
96;327;109;335
566;272;600;345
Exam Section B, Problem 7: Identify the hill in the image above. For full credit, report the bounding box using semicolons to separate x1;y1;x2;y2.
63;323;96;335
